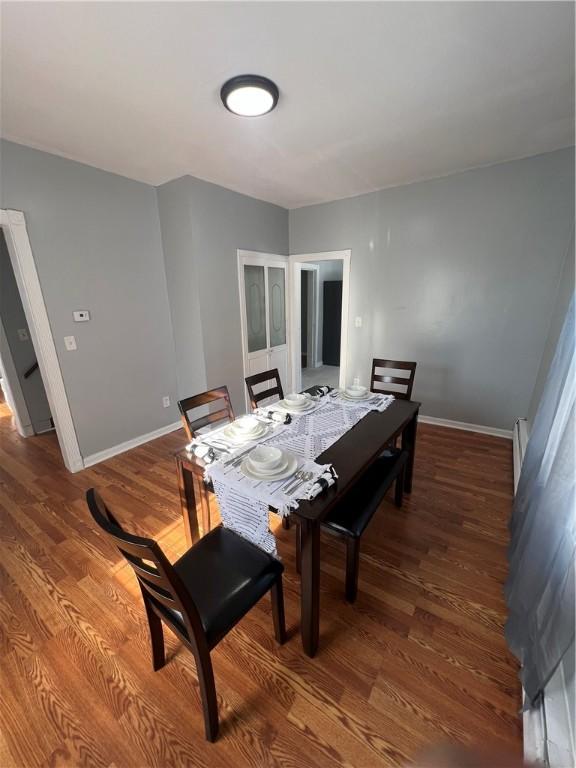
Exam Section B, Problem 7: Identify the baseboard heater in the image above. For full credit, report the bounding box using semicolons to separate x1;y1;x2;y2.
512;418;529;493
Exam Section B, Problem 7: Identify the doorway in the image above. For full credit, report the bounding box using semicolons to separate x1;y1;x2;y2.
290;250;350;393
1;209;83;472
0;229;54;437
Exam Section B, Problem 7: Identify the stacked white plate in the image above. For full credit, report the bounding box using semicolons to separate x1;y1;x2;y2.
221;415;270;444
340;384;372;402
277;392;316;414
241;445;298;482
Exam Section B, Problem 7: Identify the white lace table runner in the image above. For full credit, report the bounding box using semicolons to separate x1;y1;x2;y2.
204;392;394;556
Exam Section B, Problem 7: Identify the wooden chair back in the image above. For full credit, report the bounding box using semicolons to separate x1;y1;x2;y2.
86;488;203;647
177;386;234;441
370;359;417;400
245;368;284;410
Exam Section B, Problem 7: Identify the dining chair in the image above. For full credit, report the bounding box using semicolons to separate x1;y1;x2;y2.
177;386;234;442
245;368;284;411
297;450;408;602
86;488;286;742
370;359;417;400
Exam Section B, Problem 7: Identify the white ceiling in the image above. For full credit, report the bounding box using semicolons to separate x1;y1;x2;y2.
2;2;574;208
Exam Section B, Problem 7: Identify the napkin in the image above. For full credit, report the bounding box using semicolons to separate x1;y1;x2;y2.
256;408;292;424
304;466;338;500
186;441;219;463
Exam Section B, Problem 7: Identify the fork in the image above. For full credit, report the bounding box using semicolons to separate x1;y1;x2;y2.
284;471;313;496
279;469;305;492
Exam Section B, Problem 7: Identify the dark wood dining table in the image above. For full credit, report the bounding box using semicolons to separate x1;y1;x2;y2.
175;395;420;657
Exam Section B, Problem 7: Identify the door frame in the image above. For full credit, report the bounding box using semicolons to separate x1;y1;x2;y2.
289;250;351;392
299;263;320;370
0;209;83;472
237;249;290;411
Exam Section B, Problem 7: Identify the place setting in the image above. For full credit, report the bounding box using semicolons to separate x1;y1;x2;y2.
207;441;338;525
186;413;287;463
331;383;396;412
270;391;325;416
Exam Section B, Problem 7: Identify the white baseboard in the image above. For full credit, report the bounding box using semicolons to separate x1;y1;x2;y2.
83;421;183;468
419;414;513;439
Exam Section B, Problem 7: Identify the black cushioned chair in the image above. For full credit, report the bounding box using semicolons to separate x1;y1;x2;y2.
298;450;408;602
86;488;286;742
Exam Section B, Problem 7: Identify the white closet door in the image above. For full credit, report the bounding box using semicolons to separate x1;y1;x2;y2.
239;252;290;410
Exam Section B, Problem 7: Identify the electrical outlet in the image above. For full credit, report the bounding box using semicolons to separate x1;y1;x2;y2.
355;316;363;328
64;335;77;351
162;396;171;408
17;328;29;341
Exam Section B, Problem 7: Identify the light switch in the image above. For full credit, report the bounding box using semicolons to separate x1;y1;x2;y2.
17;328;29;341
355;316;363;328
64;335;77;351
73;310;90;322
162;396;171;408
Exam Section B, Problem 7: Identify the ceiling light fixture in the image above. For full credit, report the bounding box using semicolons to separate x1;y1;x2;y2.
220;74;279;117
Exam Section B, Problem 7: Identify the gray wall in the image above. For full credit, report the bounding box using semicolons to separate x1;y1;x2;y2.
290;148;575;430
0;140;179;457
527;227;575;427
157;175;288;414
0;229;52;431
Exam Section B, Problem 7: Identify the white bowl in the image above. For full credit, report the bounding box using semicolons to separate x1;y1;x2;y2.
345;384;368;398
232;415;260;434
247;445;284;472
284;393;308;408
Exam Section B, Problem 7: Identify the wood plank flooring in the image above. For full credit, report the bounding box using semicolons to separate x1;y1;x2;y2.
0;398;523;766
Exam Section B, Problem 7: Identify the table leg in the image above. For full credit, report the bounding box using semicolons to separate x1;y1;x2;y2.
197;475;211;537
176;458;200;546
401;412;419;493
299;517;320;657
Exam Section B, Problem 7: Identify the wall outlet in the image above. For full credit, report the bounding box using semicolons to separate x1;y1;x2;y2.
353;377;360;386
355;316;362;328
162;396;171;408
73;310;90;322
17;328;29;341
64;335;77;351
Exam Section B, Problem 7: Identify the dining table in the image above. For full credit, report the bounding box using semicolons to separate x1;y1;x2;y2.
174;391;420;657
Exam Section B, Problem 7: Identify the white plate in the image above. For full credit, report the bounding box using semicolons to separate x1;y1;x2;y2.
240;452;298;482
340;391;373;402
276;398;316;414
222;422;269;443
246;455;290;476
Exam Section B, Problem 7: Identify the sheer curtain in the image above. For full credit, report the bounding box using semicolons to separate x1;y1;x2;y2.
506;295;575;704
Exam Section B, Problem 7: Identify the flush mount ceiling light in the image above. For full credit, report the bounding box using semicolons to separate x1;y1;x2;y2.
220;75;279;117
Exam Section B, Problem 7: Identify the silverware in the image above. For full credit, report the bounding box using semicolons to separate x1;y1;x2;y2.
279;469;304;491
223;446;253;466
284;471;313;496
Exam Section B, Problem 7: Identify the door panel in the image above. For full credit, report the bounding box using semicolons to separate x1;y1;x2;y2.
267;267;286;348
244;265;267;353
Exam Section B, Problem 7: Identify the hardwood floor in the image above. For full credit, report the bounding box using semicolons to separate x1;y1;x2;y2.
0;397;523;767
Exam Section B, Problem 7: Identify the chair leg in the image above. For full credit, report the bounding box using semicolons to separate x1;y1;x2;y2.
295;522;302;574
271;577;287;645
194;645;219;742
345;537;360;603
141;592;165;671
282;516;291;530
394;466;405;508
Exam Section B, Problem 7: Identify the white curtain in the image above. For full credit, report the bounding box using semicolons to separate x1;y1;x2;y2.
505;295;575;704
